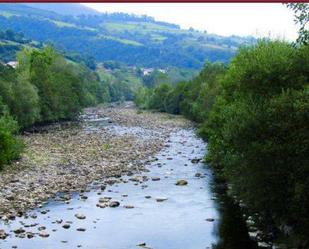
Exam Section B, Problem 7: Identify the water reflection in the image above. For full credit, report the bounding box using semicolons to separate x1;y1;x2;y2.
211;181;260;249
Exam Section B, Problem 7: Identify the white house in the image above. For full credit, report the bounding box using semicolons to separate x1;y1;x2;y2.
6;61;18;69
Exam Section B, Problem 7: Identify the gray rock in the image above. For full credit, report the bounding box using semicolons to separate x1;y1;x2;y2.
13;228;25;234
191;158;201;164
38;226;46;231
123;205;134;209
26;232;35;239
151;177;160;181
109;201;120;207
0;229;8;240
39;231;49;238
62;224;70;229
137;242;146;247
156;197;168;202
75;213;86;220
176;179;188;186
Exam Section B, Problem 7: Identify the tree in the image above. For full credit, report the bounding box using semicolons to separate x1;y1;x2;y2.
0;98;23;169
287;3;309;45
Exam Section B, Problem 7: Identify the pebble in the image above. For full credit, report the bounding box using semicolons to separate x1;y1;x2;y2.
137;242;146;247
109;201;120;208
0;229;8;240
62;224;70;229
56;219;63;224
191;158;201;164
156;197;168;202
151;177;160;181
175;179;188;186
39;231;49;238
13;228;25;234
123;205;135;209
75;213;86;219
96;203;106;208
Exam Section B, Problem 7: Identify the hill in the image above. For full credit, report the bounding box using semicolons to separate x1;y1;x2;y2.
0;3;255;69
0;29;41;62
24;3;100;16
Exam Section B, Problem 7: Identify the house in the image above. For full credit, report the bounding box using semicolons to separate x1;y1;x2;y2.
142;68;154;76
6;61;18;69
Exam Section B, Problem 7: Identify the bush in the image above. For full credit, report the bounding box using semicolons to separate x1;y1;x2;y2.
0;100;23;169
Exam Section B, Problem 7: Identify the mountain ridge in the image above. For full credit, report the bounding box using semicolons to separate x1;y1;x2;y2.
0;3;256;69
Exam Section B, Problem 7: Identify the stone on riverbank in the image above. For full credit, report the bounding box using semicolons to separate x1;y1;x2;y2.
156;197;168;202
176;179;188;186
109;201;120;207
75;213;86;220
0;229;8;240
39;231;50;238
62;224;70;229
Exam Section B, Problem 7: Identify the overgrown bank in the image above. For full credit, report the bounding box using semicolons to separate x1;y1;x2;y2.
134;40;309;247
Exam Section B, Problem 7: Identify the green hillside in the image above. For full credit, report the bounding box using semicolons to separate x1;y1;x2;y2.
0;29;41;62
0;3;255;69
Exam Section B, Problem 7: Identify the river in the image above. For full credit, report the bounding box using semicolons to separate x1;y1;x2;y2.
0;112;258;249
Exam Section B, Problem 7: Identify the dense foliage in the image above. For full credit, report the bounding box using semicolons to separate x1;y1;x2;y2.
135;40;309;247
0;98;23;169
0;46;111;168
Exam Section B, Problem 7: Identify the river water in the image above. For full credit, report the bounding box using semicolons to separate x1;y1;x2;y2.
0;119;258;249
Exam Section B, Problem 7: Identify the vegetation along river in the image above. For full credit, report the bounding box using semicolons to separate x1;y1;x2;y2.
0;105;258;249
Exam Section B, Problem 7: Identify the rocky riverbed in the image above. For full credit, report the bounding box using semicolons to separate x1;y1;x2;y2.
0;104;191;220
0;104;221;249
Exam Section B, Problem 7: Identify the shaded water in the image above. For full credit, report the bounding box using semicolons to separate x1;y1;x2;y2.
0;120;258;249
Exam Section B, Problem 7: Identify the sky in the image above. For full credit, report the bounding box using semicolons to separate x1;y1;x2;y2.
83;3;298;41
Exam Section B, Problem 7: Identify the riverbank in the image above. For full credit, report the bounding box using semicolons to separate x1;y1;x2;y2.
0;104;191;220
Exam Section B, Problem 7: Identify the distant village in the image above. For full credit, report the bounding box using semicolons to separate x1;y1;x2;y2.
140;68;166;76
2;61;168;77
101;63;168;76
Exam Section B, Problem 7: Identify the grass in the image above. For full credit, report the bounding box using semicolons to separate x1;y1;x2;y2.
98;35;143;46
151;34;167;42
0;11;19;18
51;20;77;28
51;20;96;32
102;21;175;34
102;22;137;32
